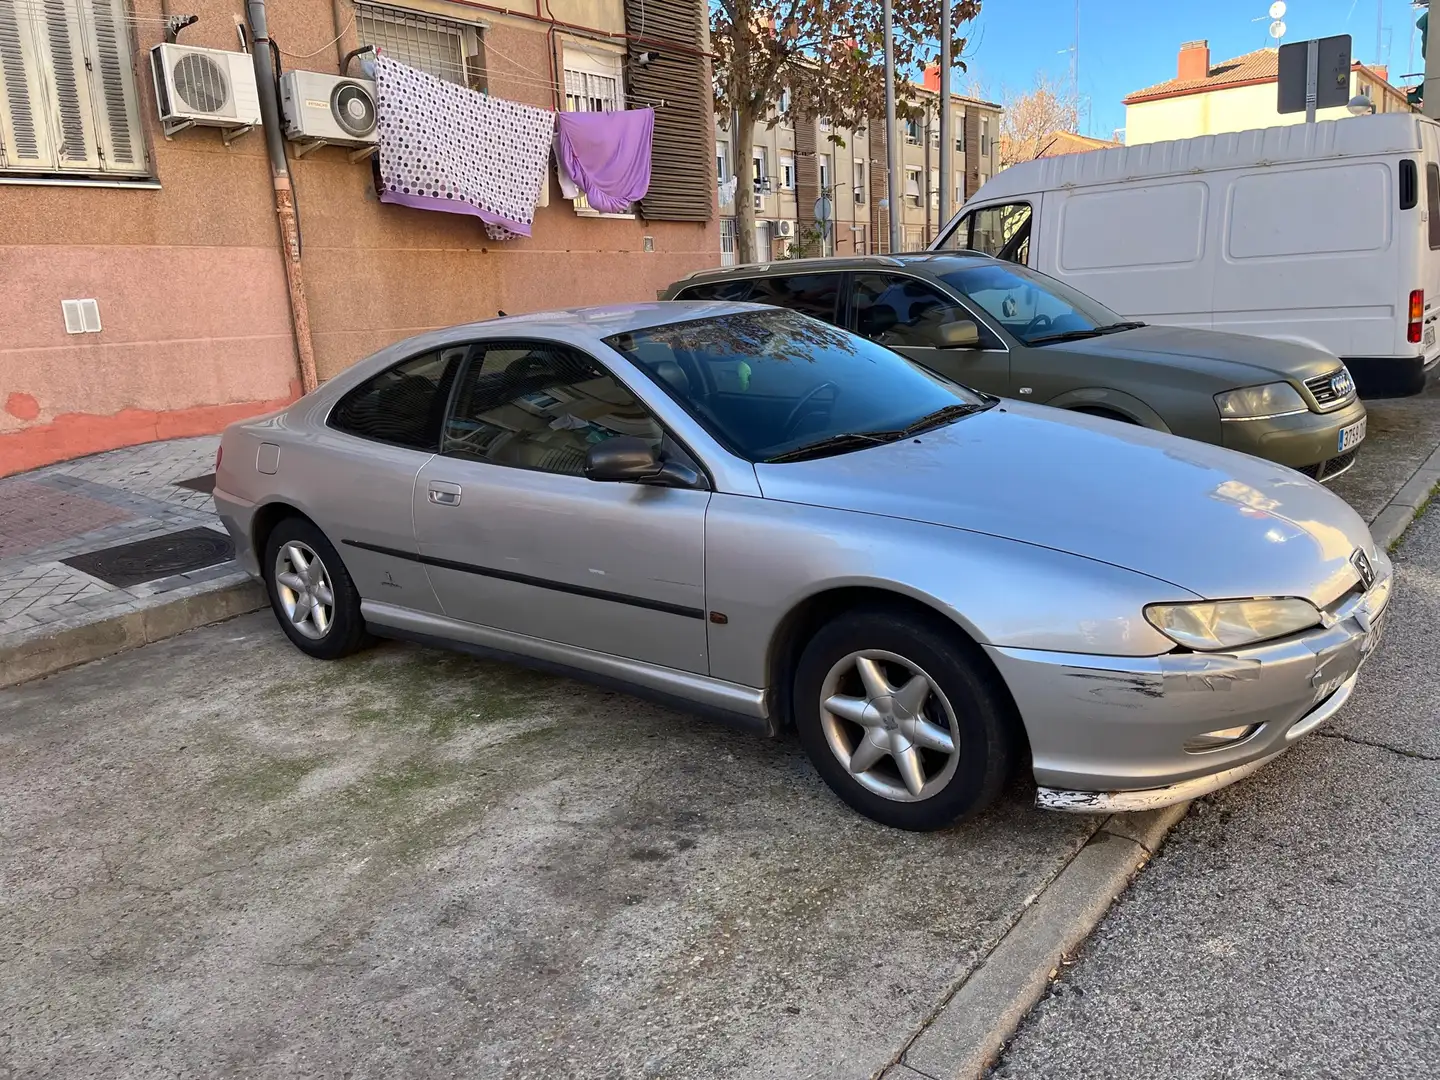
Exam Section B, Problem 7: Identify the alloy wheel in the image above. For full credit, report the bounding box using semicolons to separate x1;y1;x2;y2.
274;541;335;640
818;649;962;802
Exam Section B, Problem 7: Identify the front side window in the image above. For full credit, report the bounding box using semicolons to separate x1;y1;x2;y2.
329;347;463;450
953;202;1033;263
606;310;986;461
940;262;1127;345
357;2;483;87
441;342;661;476
851;273;997;349
0;0;147;178
747;273;842;323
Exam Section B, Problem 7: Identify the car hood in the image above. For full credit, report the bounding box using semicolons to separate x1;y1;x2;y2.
753;402;1373;604
1055;325;1341;384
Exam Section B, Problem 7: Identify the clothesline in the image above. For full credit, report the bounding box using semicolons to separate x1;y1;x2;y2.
360;47;665;108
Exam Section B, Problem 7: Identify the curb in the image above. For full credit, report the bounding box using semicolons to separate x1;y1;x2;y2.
879;805;1189;1080
876;440;1440;1080
1371;444;1440;552
0;577;265;690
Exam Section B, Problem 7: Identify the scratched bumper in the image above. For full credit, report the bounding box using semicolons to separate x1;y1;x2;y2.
984;566;1392;807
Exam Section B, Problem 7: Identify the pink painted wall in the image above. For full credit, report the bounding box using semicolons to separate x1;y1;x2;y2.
0;0;718;476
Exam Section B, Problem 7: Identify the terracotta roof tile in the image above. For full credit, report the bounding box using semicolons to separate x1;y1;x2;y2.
1124;48;1280;103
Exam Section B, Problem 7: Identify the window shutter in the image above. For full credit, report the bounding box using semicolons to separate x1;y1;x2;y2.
0;0;57;168
623;0;711;222
39;0;101;170
79;0;143;171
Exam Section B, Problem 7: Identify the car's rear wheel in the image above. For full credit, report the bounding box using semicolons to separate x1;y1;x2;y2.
263;517;370;660
793;608;1018;830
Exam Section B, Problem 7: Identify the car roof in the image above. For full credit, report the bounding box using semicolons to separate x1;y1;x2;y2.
673;251;995;287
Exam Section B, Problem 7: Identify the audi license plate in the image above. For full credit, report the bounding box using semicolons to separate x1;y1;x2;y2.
1338;417;1367;453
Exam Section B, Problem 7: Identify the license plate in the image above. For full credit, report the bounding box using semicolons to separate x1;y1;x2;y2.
1338;417;1367;453
1425;325;1436;349
1361;610;1387;662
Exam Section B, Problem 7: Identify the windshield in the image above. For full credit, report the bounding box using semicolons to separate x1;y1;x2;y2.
606;309;987;462
940;262;1128;345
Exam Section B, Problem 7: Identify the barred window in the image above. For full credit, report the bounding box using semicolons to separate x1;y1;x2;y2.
562;42;628;215
355;2;484;89
0;0;147;178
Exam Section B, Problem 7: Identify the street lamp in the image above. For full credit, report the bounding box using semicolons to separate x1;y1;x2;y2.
1346;92;1376;115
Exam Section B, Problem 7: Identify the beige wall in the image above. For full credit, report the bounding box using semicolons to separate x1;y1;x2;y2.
1;0;717;475
1127;71;1409;145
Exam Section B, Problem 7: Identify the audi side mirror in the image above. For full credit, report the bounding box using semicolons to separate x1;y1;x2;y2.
936;319;982;349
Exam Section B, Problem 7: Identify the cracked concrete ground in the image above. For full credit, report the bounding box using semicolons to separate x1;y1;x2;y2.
0;617;1101;1080
989;491;1440;1079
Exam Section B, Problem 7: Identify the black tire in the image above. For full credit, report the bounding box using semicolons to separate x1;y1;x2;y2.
792;607;1018;830
1071;405;1138;424
262;516;371;660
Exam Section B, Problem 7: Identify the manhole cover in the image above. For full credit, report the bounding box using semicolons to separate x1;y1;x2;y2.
63;527;235;588
174;472;216;494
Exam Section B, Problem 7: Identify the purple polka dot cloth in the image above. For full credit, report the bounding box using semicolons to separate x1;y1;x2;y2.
374;54;554;240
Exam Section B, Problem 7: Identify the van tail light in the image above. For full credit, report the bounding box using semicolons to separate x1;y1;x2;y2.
1408;289;1425;343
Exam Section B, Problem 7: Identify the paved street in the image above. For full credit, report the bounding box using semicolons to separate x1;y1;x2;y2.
991;491;1440;1079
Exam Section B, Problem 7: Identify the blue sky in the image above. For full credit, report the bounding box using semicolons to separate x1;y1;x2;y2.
956;0;1427;139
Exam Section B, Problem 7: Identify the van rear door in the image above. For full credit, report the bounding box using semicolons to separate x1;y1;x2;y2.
1416;122;1440;368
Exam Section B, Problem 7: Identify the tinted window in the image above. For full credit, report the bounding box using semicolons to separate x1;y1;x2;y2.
748;273;842;323
675;279;755;302
851;272;998;349
441;342;662;477
606;309;985;462
329;348;462;450
1427;163;1440;250
941;262;1124;345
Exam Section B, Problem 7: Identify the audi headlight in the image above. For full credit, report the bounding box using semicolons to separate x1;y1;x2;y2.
1215;382;1307;419
1144;598;1321;651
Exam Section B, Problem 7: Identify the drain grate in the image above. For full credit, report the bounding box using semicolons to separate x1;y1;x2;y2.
174;473;216;494
63;527;235;588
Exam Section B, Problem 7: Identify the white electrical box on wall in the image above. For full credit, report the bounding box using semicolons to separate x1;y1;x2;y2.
62;299;102;334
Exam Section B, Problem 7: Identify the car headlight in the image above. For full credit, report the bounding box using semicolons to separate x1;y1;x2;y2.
1144;598;1321;651
1214;382;1307;419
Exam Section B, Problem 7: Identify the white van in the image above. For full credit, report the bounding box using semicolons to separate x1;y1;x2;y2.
931;113;1440;396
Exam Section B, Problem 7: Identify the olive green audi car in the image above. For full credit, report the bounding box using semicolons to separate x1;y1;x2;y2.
664;253;1367;481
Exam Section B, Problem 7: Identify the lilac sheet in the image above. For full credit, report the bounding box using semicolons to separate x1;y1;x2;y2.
553;109;654;214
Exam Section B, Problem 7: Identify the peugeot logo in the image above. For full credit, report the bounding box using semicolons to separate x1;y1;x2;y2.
1352;549;1375;589
1330;370;1354;399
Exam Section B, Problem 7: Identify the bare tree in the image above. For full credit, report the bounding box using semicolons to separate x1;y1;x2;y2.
712;1;983;263
998;73;1078;168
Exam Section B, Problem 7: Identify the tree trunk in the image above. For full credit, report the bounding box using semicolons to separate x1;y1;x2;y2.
733;106;759;264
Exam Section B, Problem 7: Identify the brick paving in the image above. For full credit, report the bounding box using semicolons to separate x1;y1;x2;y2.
0;436;251;653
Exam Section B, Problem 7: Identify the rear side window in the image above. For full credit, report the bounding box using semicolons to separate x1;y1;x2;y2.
1428;164;1440;250
328;348;463;450
675;279;754;302
747;273;843;323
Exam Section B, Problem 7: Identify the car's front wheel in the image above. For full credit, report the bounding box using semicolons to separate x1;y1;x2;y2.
263;516;370;660
793;608;1018;830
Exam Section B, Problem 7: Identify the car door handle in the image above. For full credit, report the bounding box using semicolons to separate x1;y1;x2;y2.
428;482;462;507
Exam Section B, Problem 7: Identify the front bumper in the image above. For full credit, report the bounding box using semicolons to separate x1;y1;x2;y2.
1219;397;1366;474
986;562;1392;813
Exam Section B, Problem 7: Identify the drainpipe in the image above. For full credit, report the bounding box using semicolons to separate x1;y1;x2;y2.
246;0;319;395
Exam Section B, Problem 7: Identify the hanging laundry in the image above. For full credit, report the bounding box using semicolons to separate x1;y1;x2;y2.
553;108;654;215
373;55;553;240
718;176;738;207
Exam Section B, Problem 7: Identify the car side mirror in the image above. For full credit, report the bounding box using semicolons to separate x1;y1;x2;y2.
584;438;701;489
935;318;982;349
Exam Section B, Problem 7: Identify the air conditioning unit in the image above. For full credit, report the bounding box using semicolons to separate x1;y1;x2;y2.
280;70;378;151
753;193;765;211
774;219;795;238
854;186;866;204
150;43;260;141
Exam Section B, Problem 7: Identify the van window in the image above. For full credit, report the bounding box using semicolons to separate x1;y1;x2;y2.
1427;164;1440;250
1059;183;1206;270
1228;165;1389;259
1399;159;1418;211
947;202;1031;264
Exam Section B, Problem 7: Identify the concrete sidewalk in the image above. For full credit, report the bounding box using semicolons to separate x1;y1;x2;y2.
988;493;1440;1080
0;436;262;687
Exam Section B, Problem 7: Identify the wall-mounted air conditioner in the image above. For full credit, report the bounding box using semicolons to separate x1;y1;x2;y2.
753;193;765;212
774;219;795;238
150;43;260;142
280;70;379;159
